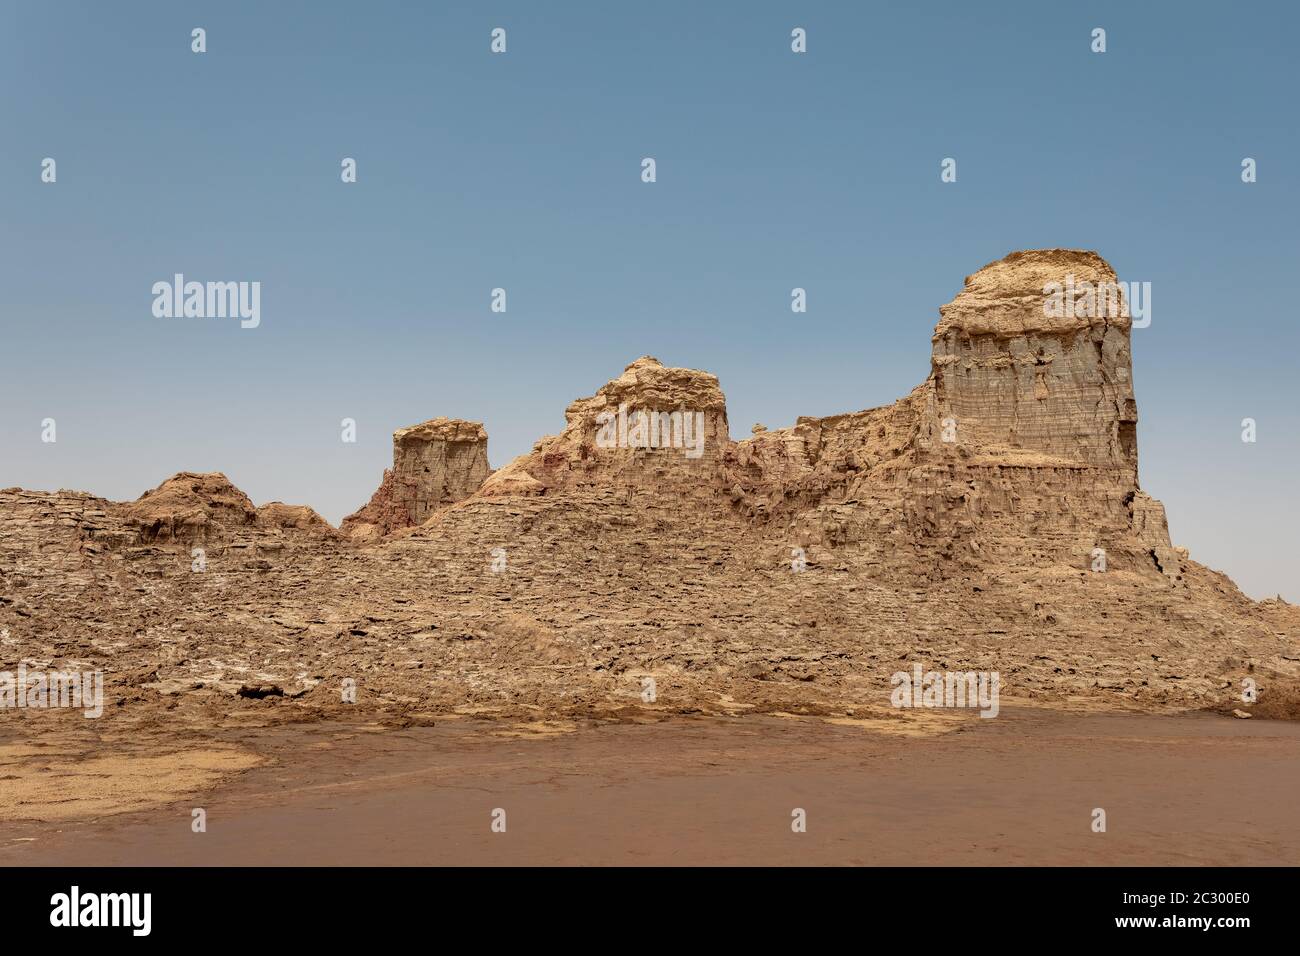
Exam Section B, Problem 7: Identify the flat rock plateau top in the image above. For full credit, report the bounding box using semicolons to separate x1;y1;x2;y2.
3;249;1297;728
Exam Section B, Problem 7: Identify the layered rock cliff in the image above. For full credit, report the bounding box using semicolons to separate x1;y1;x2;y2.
929;249;1139;472
454;249;1174;582
342;417;490;540
479;355;729;499
2;249;1295;725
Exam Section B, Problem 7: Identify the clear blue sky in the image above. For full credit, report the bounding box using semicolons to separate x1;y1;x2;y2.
2;1;1296;599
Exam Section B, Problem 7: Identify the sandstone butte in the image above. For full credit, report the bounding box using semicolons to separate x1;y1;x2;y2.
2;249;1297;730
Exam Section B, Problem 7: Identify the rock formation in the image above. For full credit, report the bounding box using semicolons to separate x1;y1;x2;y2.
122;472;334;545
342;417;490;540
124;472;258;543
461;251;1172;582
930;249;1138;472
480;356;728;498
1;249;1296;729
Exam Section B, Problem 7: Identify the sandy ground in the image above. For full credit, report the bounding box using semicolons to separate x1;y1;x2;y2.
2;706;1297;866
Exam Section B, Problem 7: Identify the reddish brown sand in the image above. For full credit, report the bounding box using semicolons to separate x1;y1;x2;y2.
4;708;1297;866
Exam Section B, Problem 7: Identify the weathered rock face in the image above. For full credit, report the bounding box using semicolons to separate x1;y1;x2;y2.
123;472;258;544
720;249;1172;580
343;418;490;540
2;249;1295;730
459;258;1171;579
479;356;729;498
256;501;337;534
930;249;1138;474
119;472;338;546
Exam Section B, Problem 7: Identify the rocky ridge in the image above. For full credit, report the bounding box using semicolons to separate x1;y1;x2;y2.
1;250;1296;730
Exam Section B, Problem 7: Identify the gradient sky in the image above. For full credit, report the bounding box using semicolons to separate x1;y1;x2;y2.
2;1;1296;599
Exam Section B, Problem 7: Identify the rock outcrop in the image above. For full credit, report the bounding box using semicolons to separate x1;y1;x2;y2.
480;356;728;498
343;418;490;540
2;249;1296;729
120;472;337;546
929;249;1138;473
123;472;259;544
463;252;1169;580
